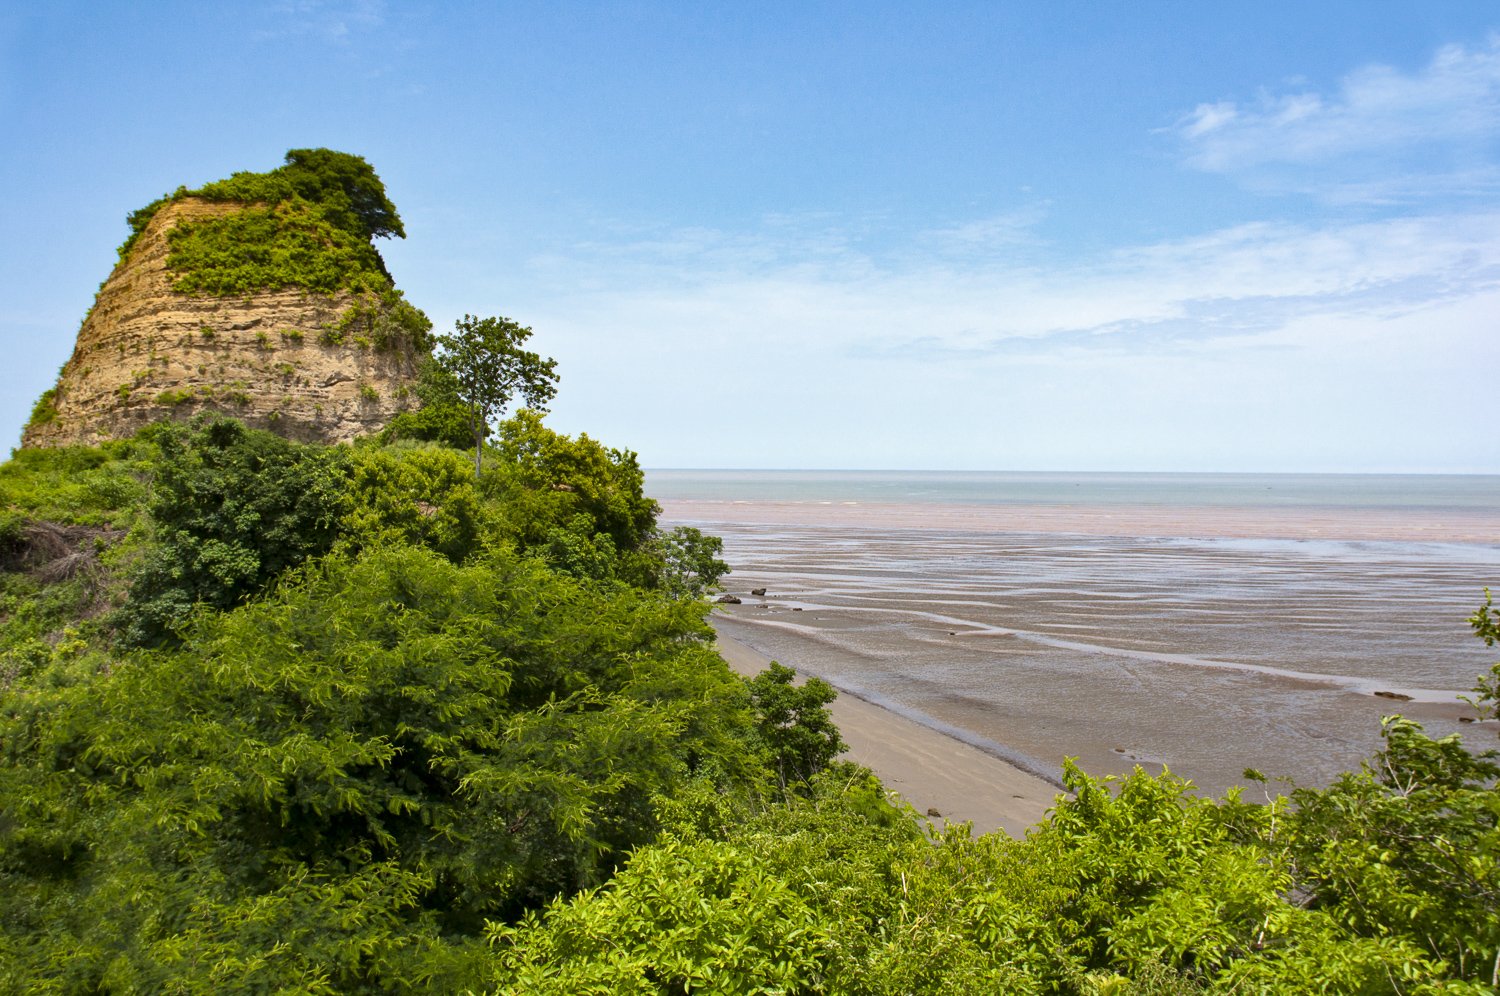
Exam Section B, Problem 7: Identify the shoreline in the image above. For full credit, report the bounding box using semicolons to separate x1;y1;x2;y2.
662;498;1500;543
712;619;1060;837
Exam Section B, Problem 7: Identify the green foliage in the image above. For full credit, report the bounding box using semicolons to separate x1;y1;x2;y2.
0;439;150;530
166;197;389;296
113;151;427;349
25;387;58;429
490;835;834;994
0;544;748;991
490;410;657;558
435;315;559;476
119;417;349;646
341;444;484;562
1280;716;1500;989
6;416;1500;993
1467;589;1500;725
194;147;405;242
321;286;433;351
746;661;847;795
153;388;196;406
120;149;404;262
653;524;730;597
489;771;921;995
378;359;470;448
118;187;183;262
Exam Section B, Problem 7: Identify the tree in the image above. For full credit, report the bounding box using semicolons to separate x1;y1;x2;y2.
120;417;348;646
280;148;406;241
434;315;558;477
654;525;730;598
745;662;847;795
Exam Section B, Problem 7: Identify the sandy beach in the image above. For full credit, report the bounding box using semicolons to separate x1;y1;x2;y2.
714;621;1061;837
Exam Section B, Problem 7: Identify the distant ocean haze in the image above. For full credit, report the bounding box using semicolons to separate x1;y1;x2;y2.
649;470;1500;794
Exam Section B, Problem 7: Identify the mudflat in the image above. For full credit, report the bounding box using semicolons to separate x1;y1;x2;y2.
662;497;1500;543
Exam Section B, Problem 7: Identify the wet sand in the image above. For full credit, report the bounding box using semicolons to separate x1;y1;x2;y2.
677;500;1500;796
714;623;1060;837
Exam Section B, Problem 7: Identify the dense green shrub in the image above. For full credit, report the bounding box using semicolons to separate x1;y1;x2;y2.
0;544;751;991
747;661;847;795
5;414;1499;993
119;417;348;646
25;388;57;429
194;147;405;242
380;357;473;449
166;198;388;296
118;148;403;262
342;443;485;562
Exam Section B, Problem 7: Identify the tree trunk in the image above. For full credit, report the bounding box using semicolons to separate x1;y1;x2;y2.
471;407;482;478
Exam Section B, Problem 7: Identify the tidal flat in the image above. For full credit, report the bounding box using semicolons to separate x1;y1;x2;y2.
654;471;1500;795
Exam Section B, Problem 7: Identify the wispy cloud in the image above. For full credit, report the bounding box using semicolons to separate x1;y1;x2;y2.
524;209;1500;364
254;0;385;43
1173;36;1500;202
520;210;1498;469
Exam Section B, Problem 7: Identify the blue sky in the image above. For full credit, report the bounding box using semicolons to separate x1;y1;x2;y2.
2;1;1497;471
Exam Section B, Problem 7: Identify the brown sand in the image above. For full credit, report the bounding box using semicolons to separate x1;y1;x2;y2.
713;621;1059;837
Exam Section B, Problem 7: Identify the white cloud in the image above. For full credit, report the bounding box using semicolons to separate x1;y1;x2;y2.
486;205;1500;469
518;210;1500;361
1174;36;1500;201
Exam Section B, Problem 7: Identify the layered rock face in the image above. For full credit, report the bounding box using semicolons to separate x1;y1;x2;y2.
22;197;422;448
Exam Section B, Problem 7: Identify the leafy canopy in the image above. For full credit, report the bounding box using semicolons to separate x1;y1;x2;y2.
435;315;559;476
5;411;1500;993
123;148;404;259
117;150;422;319
119;417;349;646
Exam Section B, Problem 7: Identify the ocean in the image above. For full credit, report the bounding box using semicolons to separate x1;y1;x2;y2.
649;470;1500;794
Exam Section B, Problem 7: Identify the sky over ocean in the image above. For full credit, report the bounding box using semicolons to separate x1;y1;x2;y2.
1;2;1497;471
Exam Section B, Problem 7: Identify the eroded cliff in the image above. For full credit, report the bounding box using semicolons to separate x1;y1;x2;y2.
23;152;427;448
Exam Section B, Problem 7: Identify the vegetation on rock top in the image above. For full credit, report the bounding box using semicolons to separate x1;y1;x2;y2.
111;150;431;355
120;148;404;261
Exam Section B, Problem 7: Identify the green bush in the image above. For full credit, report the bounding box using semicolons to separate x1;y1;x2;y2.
117;148;403;262
119;417;348;646
7;413;1497;992
0;543;750;991
166;198;388;296
25;388;58;429
342;444;484;563
746;661;846;795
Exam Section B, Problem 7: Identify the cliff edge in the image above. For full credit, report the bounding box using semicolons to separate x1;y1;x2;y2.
22;150;428;448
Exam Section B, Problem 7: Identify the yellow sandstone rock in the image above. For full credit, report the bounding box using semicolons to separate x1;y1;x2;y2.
23;197;422;448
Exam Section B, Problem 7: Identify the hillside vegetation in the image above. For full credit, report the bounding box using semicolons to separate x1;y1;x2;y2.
1;417;1497;993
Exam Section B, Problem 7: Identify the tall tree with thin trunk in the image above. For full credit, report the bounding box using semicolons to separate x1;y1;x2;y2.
435;314;558;477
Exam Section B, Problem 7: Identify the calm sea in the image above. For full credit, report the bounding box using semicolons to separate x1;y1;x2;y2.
648;469;1500;511
648;470;1500;794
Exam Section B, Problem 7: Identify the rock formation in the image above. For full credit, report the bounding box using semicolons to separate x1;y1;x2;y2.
23;153;427;448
